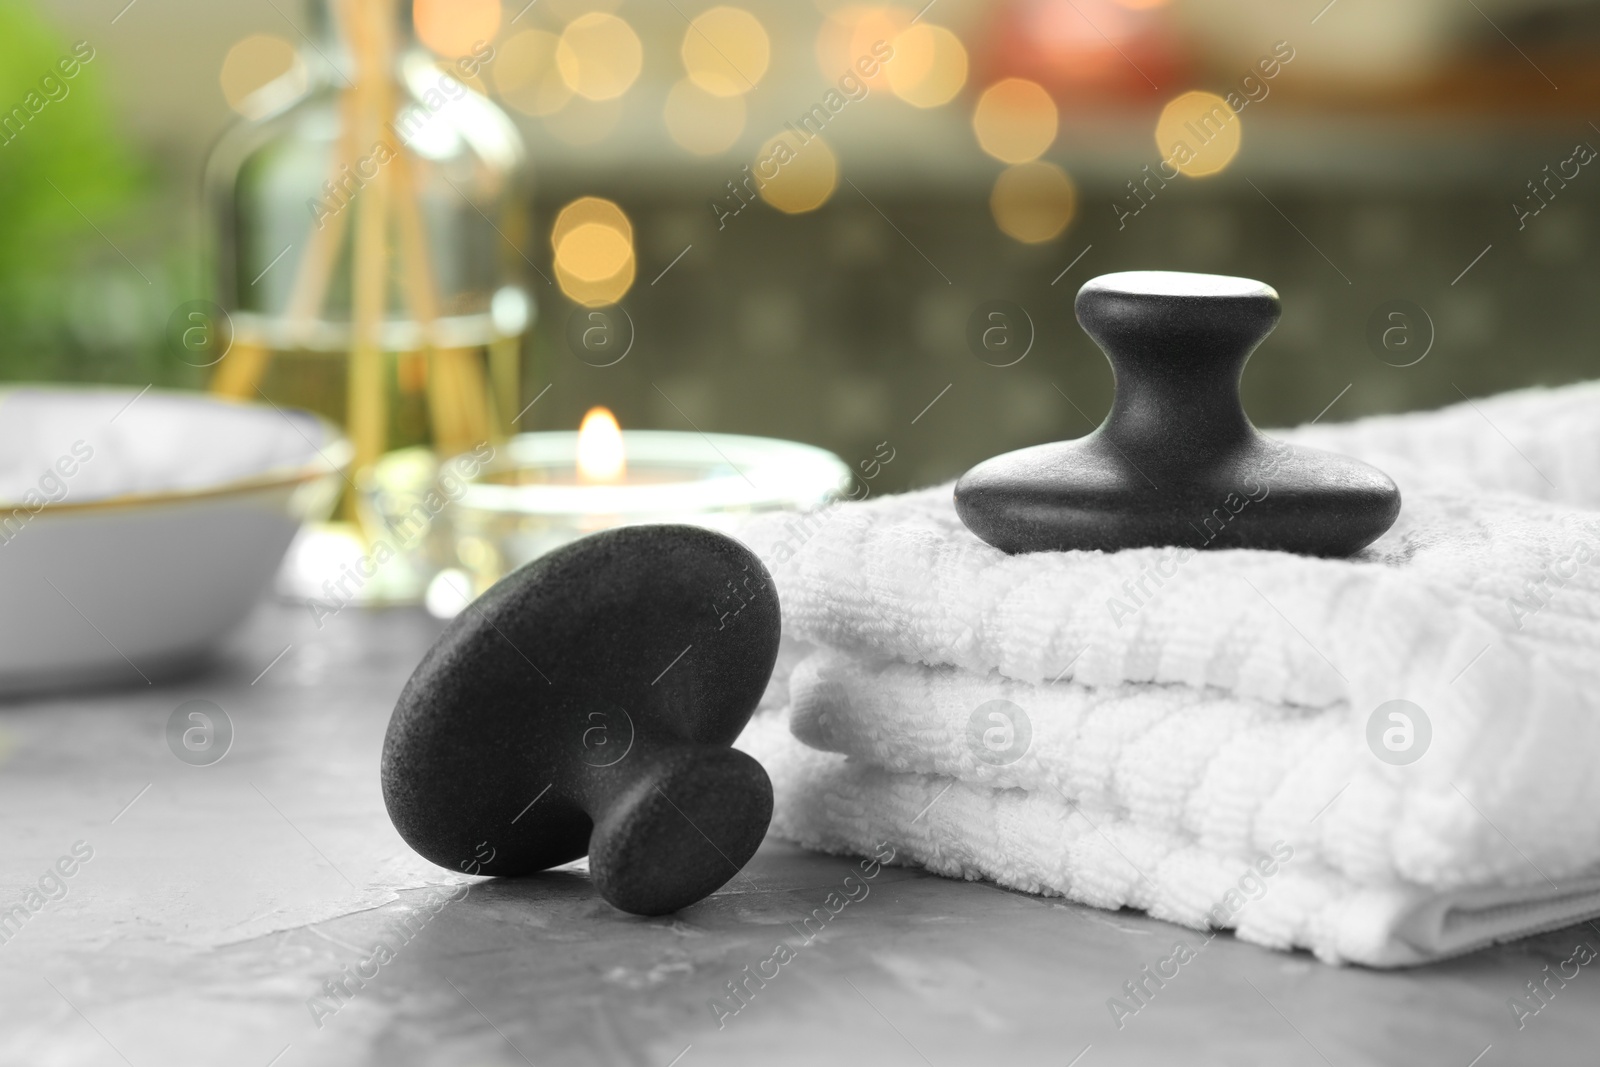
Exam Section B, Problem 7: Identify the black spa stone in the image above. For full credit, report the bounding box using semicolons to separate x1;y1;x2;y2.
955;271;1401;557
381;524;781;916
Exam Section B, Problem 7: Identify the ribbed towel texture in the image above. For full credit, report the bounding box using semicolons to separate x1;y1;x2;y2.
733;382;1600;966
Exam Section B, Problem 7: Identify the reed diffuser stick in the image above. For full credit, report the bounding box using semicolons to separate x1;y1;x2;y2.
392;147;500;456
215;0;509;511
211;58;363;401
489;334;521;432
209;339;273;399
286;81;363;337
388;146;466;456
345;0;391;485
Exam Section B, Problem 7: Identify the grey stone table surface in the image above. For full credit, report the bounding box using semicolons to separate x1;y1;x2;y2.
2;601;1595;1067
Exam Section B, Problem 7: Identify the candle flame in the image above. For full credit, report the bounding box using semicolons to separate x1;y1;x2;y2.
577;406;626;483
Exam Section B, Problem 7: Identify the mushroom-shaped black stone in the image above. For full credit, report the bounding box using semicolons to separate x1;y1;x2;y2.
381;524;780;916
955;271;1401;557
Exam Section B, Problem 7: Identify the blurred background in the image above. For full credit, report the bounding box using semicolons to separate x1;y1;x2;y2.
6;0;1597;493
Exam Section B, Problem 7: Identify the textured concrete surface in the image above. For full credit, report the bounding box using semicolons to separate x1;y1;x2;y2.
2;601;1596;1066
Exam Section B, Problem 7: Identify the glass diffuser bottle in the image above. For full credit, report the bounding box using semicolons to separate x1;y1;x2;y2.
205;0;532;479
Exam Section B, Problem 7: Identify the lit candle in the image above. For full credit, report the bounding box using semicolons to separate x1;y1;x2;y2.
433;409;851;606
576;406;626;485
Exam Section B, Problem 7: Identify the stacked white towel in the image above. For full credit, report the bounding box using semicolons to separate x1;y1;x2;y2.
733;382;1600;966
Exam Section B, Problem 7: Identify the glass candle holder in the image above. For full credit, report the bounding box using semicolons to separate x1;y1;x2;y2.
438;430;852;603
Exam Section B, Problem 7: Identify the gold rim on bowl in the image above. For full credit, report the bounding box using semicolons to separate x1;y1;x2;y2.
0;387;354;517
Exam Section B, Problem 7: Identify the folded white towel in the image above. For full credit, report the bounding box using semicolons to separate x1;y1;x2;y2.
734;382;1600;966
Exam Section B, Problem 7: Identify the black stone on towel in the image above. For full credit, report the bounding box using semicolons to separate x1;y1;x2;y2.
955;271;1401;557
382;524;780;916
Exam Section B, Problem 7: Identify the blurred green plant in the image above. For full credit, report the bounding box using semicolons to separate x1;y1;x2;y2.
0;1;167;384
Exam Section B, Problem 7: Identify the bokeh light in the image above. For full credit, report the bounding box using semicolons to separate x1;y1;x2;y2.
886;24;967;109
683;7;770;97
493;28;572;117
559;224;633;284
414;0;501;59
973;78;1058;164
990;162;1078;243
556;12;643;101
815;5;910;91
219;34;305;117
664;79;747;156
553;197;633;248
1154;90;1241;177
553;197;636;307
756;132;839;215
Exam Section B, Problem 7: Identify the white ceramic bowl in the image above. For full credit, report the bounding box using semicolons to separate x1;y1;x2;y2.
0;386;349;694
